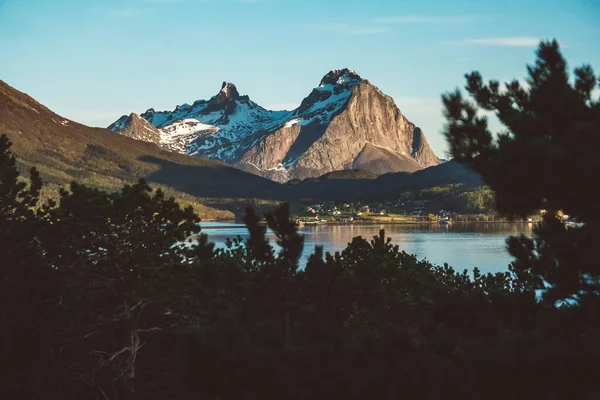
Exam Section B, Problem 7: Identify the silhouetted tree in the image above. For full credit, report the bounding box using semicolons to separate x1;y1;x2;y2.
3;129;600;399
264;203;304;350
243;206;273;264
0;134;57;398
35;178;203;397
442;40;600;302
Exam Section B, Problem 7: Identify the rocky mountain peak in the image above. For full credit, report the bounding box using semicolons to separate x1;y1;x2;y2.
109;68;440;182
128;112;143;121
296;69;364;115
319;68;363;88
211;81;240;104
109;112;161;144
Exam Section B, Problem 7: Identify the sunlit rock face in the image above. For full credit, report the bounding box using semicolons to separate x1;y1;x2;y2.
109;68;440;181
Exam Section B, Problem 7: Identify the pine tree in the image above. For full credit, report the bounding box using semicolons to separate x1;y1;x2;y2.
442;40;600;302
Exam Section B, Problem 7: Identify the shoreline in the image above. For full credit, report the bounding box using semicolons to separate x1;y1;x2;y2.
298;221;537;226
202;220;537;227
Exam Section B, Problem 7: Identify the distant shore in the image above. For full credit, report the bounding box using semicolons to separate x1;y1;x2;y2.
202;219;537;227
296;220;536;226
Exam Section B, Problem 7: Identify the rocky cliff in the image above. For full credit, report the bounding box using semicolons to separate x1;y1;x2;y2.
109;69;440;181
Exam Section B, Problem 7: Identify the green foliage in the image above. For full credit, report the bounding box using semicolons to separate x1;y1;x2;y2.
449;187;495;214
0;135;43;222
420;184;495;213
2;133;600;399
443;40;600;301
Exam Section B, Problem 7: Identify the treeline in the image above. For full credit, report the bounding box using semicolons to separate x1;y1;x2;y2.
1;135;599;399
401;184;498;215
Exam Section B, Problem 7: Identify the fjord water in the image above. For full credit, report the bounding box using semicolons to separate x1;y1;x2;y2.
201;222;535;274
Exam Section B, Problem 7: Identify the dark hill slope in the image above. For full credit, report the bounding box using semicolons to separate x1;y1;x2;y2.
0;80;281;201
315;169;379;181
352;142;421;174
286;161;482;201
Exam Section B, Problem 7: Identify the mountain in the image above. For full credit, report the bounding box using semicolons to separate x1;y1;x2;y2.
0;79;483;221
109;69;440;181
110;112;162;143
0;80;282;217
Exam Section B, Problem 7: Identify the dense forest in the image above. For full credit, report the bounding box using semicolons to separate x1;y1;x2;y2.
1;41;599;399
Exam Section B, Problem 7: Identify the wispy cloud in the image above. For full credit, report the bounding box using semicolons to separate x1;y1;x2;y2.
375;15;483;24
458;37;540;47
309;14;482;36
311;23;388;36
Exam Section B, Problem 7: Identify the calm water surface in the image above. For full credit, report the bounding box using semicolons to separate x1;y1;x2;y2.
200;222;535;274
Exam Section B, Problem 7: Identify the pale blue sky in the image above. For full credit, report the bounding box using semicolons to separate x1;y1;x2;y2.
1;0;598;156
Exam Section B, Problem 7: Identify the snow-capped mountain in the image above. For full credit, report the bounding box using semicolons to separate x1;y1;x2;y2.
108;69;440;181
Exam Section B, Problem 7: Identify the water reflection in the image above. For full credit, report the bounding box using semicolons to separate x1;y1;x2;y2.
200;222;535;274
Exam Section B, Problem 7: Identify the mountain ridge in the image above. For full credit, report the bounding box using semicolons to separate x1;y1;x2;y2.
108;69;440;181
0;78;483;219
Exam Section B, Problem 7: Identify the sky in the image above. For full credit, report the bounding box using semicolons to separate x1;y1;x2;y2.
0;0;599;157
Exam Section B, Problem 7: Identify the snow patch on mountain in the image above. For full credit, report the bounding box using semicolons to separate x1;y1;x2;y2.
108;68;439;181
109;69;364;170
161;118;217;138
284;118;301;128
108;115;129;131
296;82;354;123
159;119;218;153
